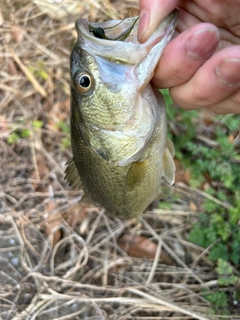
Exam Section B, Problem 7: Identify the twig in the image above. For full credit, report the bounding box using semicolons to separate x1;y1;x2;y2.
145;238;162;285
10;49;47;97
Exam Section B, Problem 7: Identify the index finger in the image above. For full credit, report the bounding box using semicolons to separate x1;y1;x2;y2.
138;0;178;42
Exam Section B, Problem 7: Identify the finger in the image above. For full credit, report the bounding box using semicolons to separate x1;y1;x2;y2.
152;23;220;88
208;90;240;114
169;46;240;113
138;0;178;42
177;8;240;48
177;8;202;32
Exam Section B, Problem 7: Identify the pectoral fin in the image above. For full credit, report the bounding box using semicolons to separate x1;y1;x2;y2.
65;159;97;206
126;159;149;192
163;138;175;185
65;158;84;190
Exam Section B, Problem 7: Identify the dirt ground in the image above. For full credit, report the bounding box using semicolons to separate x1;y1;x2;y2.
0;1;239;319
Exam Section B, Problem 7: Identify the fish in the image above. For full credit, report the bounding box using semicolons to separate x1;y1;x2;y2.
65;11;178;219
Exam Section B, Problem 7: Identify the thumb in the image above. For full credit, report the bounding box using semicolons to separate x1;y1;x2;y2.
138;0;178;42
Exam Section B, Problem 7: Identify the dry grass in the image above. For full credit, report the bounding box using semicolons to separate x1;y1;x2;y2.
0;1;239;319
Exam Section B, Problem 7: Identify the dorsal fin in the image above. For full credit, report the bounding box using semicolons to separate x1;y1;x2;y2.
163;138;175;185
65;158;84;190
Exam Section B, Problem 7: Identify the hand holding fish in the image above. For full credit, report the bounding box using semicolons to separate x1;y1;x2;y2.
139;0;240;114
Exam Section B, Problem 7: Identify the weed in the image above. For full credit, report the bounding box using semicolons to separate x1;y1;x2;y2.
201;259;239;316
7;127;31;144
55;120;71;150
216;259;239;286
162;89;240;315
29;61;49;80
32;120;44;129
7;120;43;144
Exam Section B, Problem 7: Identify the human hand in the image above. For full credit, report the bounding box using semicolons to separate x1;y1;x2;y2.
138;0;240;114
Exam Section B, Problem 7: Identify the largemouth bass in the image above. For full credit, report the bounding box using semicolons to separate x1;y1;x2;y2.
66;11;178;219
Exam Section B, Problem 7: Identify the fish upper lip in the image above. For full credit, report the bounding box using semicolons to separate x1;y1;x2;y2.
75;10;179;64
76;17;139;44
76;10;178;44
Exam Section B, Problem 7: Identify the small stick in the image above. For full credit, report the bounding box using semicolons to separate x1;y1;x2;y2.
10;49;47;98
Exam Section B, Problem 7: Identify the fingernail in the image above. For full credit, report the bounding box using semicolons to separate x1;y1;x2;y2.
187;28;219;60
138;10;149;42
216;59;240;86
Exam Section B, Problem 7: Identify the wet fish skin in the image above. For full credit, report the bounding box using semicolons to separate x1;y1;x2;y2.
66;12;178;219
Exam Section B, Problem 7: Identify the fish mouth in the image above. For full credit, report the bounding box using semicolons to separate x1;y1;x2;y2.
75;10;179;65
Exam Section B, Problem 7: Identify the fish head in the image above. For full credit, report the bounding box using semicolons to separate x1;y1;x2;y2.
70;11;178;166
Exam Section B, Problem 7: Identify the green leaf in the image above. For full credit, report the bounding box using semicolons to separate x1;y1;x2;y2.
32;120;43;129
202;291;228;309
216;258;238;286
56;121;70;133
21;128;31;138
7;132;20;144
208;243;228;261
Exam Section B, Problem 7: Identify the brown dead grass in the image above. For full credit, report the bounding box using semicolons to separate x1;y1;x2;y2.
0;1;239;319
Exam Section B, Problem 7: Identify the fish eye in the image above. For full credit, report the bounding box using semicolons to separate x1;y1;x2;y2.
74;72;93;93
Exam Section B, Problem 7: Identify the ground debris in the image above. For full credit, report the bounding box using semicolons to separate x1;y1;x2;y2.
0;1;239;319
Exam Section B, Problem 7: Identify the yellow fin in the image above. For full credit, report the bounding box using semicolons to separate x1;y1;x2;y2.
126;160;149;192
65;158;84;190
163;138;175;185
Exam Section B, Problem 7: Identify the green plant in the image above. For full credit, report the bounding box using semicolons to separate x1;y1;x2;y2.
32;120;43;129
7;120;43;144
29;61;49;80
7;127;31;144
202;290;230;316
162;89;240;315
56;120;71;150
201;259;239;315
216;258;238;286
